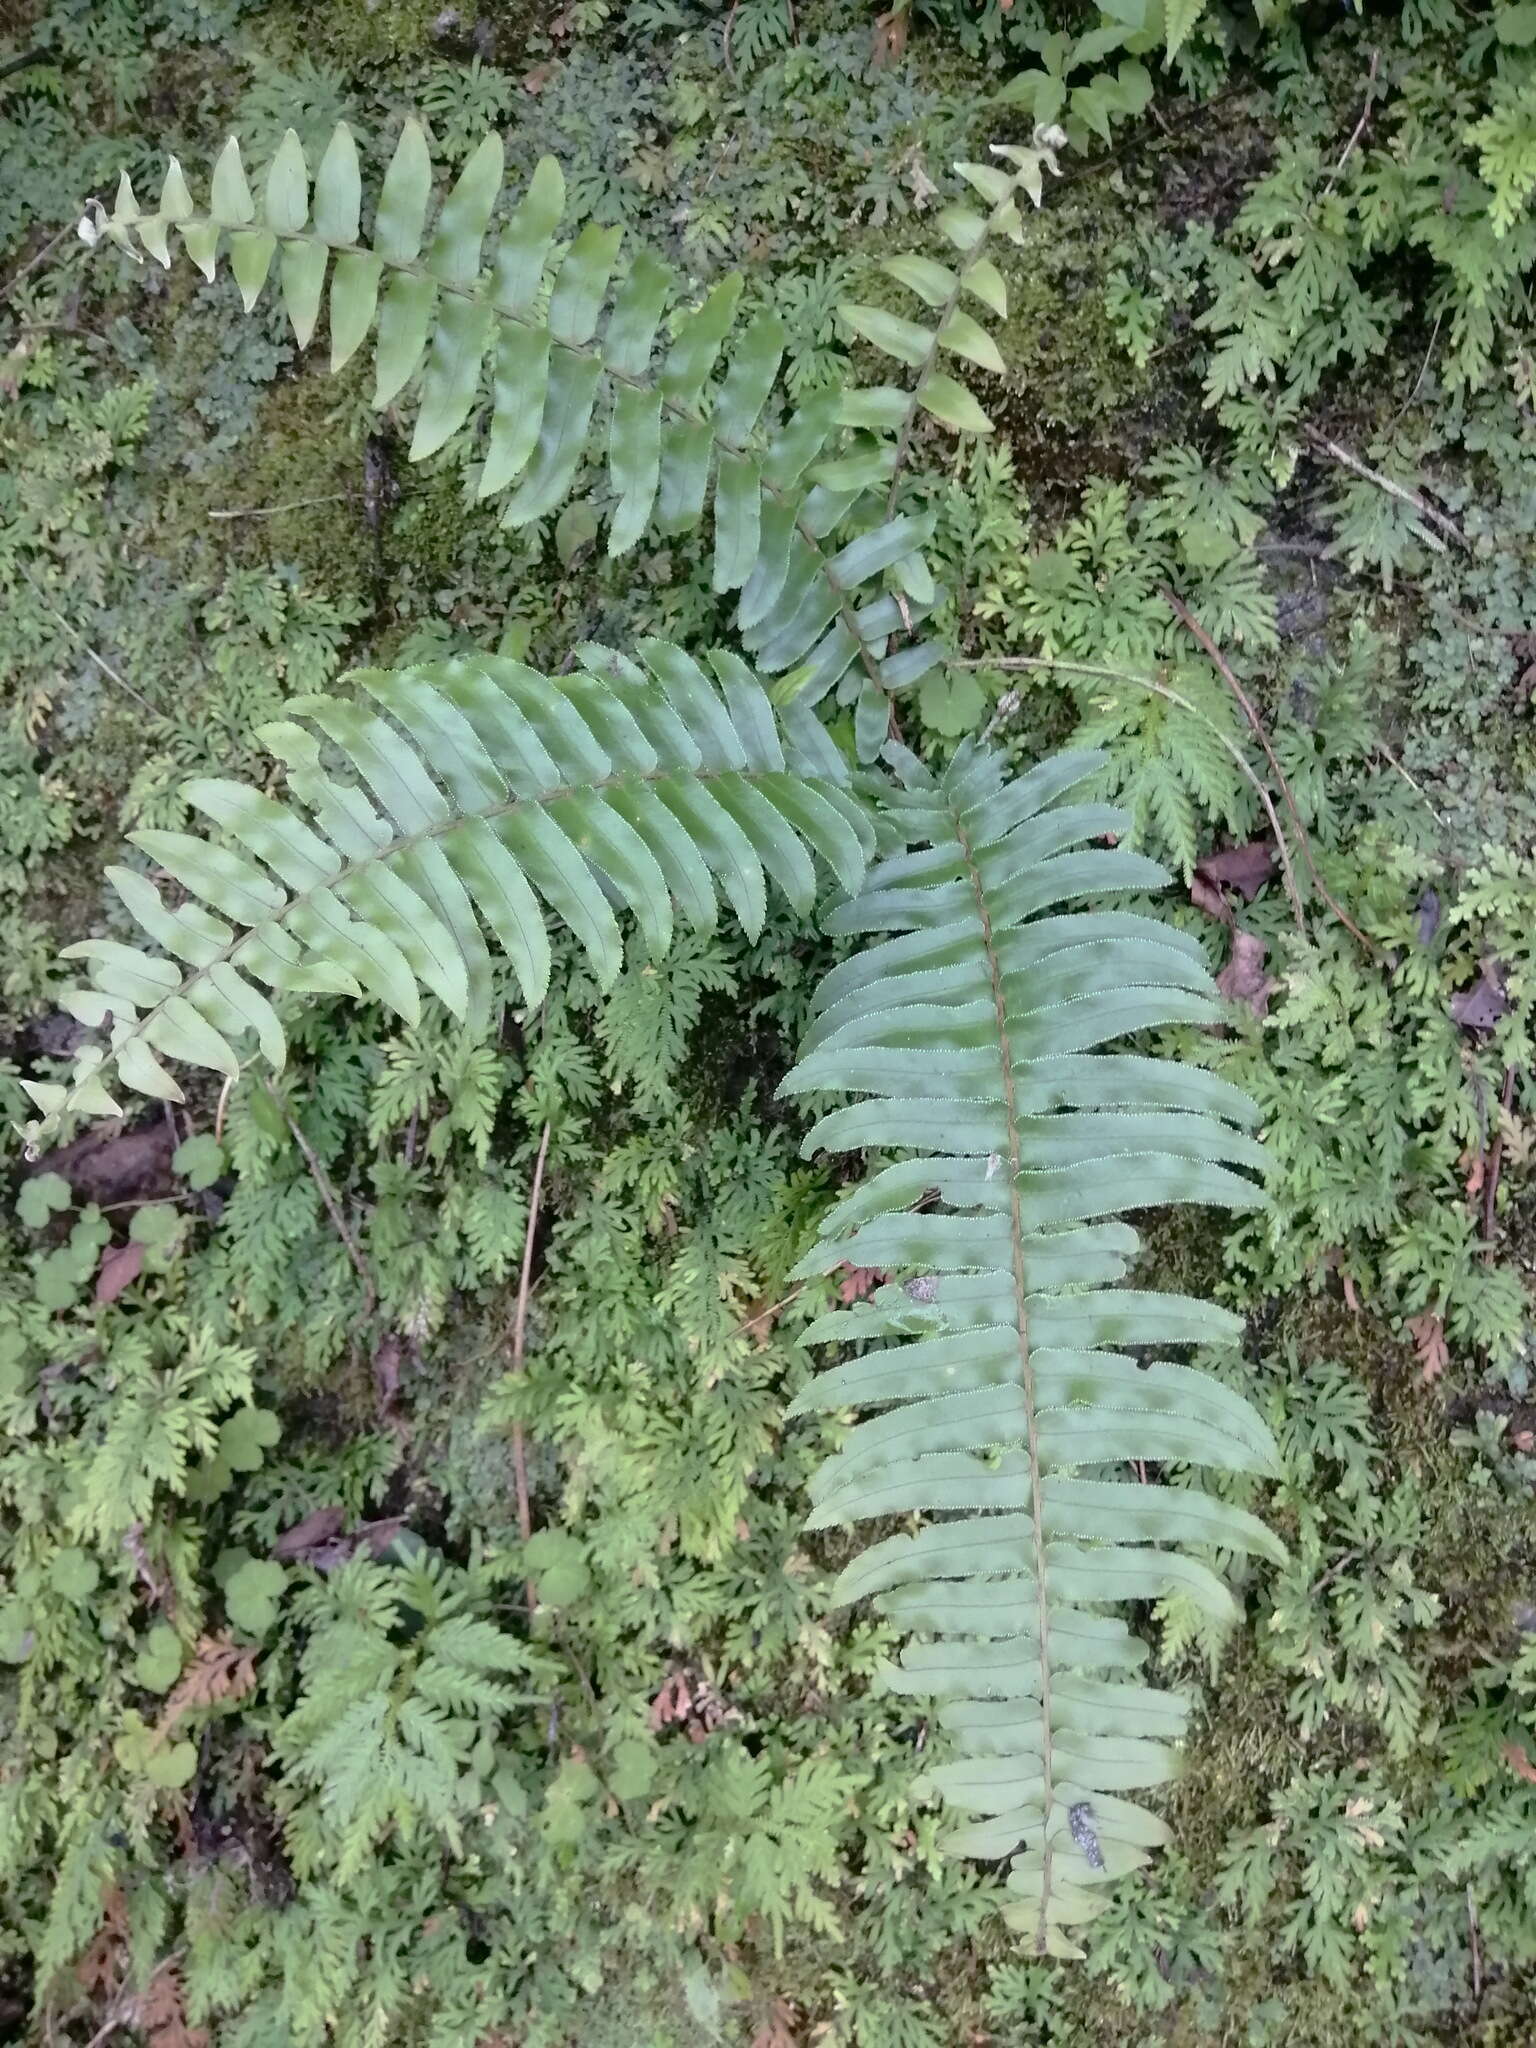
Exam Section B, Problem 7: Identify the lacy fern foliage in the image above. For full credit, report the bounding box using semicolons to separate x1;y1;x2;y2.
781;744;1281;1954
28;646;870;1129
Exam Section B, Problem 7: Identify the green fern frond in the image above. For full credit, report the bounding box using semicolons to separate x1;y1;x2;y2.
779;741;1281;1953
82;124;1021;735
24;643;872;1136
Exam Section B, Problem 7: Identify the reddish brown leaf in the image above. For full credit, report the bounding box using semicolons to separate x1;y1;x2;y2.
373;1333;402;1415
1216;928;1275;1017
1462;1148;1487;1202
137;1963;209;2048
649;1670;693;1732
1503;1742;1536;1784
836;1262;885;1304
155;1634;256;1744
1196;839;1276;902
1189;873;1233;925
1407;1310;1449;1384
870;7;908;64
357;1516;407;1559
271;1506;346;1562
739;1292;788;1349
96;1238;145;1304
648;1665;741;1739
752;1999;800;2048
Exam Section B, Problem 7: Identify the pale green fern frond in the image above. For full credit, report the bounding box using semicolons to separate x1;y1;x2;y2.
24;644;872;1136
82;125;1027;736
780;741;1281;1954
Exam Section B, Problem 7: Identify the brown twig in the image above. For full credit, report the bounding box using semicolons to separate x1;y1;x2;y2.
1159;586;1376;951
0;46;51;85
729;1281;805;1343
1302;427;1467;552
1390;311;1444;427
1375;741;1446;825
1483;1067;1517;1261
0;219;74;308
14;561;159;718
722;0;739;75
261;1081;375;1313
208;492;358;521
1468;1883;1482;2005
1319;47;1380;202
1308;1546;1363;1598
509;1122;552;1556
970;652;1307;932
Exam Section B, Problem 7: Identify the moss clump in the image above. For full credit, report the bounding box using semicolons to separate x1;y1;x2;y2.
181;361;379;601
273;0;448;68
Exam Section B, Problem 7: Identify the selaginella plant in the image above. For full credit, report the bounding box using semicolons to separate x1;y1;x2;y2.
39;114;1280;1954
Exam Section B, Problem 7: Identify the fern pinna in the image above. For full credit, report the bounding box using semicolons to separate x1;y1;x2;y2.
781;743;1281;1954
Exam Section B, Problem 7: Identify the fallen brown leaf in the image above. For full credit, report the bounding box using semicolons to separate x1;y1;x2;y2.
836;1262;885;1305
752;1998;800;2048
1196;839;1276;902
870;6;908;64
1406;1310;1449;1384
1216;928;1275;1017
155;1634;257;1745
29;1118;174;1208
271;1506;346;1562
1451;960;1510;1032
1190;873;1233;925
96;1239;146;1304
136;1963;210;2048
1503;1741;1536;1784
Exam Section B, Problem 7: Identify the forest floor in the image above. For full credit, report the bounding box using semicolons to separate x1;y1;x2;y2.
4;1;1536;2044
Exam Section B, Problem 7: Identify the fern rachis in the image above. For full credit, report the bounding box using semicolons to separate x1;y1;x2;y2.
781;742;1279;1952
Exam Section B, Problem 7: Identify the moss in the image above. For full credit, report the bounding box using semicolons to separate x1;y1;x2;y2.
176;364;380;602
270;0;447;68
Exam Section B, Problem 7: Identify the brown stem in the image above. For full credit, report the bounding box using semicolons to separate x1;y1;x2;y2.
14;561;159;719
1319;47;1380;201
0;219;74;307
510;1121;552;1560
1159;585;1376;952
1483;1067;1516;1261
261;1082;375;1314
969;651;1308;933
1302;427;1467;552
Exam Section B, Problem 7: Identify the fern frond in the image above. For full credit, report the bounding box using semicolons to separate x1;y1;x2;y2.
85;126;1045;749
25;643;872;1134
780;741;1281;1953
